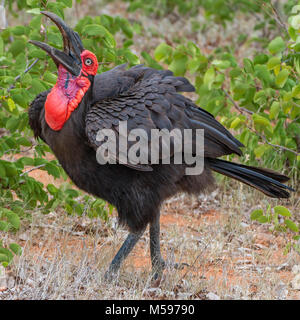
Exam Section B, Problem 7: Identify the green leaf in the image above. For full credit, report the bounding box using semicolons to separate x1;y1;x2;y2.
274;206;291;217
29;15;42;29
43;71;57;84
0;162;5;177
19;157;34;166
26;0;38;6
169;55;187;76
123;50;140;65
268;37;285;54
0;221;9;231
29;49;46;60
229;67;242;78
3;163;18;177
6;117;19;132
211;59;231;69
243;58;254;73
257;215;268;223
203;67;215;90
9;243;22;256
119;19;133;38
0;254;9;263
187;58;201;74
252;114;272;129
250;209;263;220
276;69;290;88
45;163;61;179
5;211;21;230
154;43;173;61
30;79;47;95
233;83;248;100
285;219;299;232
267;57;281;70
65;189;80;198
47;184;59;195
292;84;300;97
11;26;26;36
254;145;270;158
82;25;116;48
255;64;272;86
230;117;241;129
141;51;162;69
290;14;300;30
270;101;280;119
10;39;26;56
0;247;13;261
0;37;3;55
21;73;32;87
17;137;31;147
59;0;73;7
253;54;268;65
291;5;300;14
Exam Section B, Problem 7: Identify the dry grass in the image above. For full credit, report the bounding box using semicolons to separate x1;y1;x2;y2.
1;181;299;300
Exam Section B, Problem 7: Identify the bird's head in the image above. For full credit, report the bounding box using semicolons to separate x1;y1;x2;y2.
29;11;98;131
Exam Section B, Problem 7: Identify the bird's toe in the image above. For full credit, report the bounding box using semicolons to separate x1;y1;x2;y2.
173;262;190;270
104;269;119;283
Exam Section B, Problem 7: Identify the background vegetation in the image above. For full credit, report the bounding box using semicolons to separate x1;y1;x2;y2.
0;0;299;279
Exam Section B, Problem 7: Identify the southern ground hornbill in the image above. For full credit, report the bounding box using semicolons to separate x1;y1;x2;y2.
28;12;293;280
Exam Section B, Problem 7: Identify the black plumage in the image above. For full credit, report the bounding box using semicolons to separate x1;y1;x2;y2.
28;12;293;279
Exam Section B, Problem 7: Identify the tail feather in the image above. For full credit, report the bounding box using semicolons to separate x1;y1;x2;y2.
208;158;294;199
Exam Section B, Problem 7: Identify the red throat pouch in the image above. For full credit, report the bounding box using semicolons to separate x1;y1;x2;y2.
45;66;90;131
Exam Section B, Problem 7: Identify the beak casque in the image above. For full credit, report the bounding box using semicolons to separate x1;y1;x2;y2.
29;11;84;76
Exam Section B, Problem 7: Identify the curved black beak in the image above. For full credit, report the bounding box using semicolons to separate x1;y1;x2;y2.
29;11;84;76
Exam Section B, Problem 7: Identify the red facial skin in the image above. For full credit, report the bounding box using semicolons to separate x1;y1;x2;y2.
45;50;98;131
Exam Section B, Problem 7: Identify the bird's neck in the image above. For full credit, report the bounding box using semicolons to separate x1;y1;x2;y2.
45;65;91;131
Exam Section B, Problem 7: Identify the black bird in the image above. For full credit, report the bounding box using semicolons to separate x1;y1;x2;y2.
29;12;293;279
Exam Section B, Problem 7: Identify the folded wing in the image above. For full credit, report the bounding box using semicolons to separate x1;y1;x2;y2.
86;64;244;170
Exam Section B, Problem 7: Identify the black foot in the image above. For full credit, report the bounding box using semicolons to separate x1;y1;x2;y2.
104;230;145;282
173;262;190;270
103;268;119;282
151;258;165;281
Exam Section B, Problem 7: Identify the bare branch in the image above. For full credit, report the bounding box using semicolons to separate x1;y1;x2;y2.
270;2;289;35
223;89;299;156
7;59;39;93
3;146;33;155
222;88;254;115
20;164;46;177
261;0;289;35
260;135;299;156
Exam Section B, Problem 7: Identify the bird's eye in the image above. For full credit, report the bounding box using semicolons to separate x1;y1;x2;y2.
84;58;93;66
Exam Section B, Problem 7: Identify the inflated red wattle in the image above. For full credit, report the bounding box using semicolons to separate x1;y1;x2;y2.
45;66;90;131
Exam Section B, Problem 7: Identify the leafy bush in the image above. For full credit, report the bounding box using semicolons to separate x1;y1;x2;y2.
0;0;136;265
113;0;295;25
250;205;300;254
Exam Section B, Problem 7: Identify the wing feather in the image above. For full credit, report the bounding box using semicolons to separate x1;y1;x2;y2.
86;65;244;171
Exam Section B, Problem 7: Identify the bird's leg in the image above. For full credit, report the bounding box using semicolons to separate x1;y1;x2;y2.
150;213;189;280
150;213;165;279
104;229;145;280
